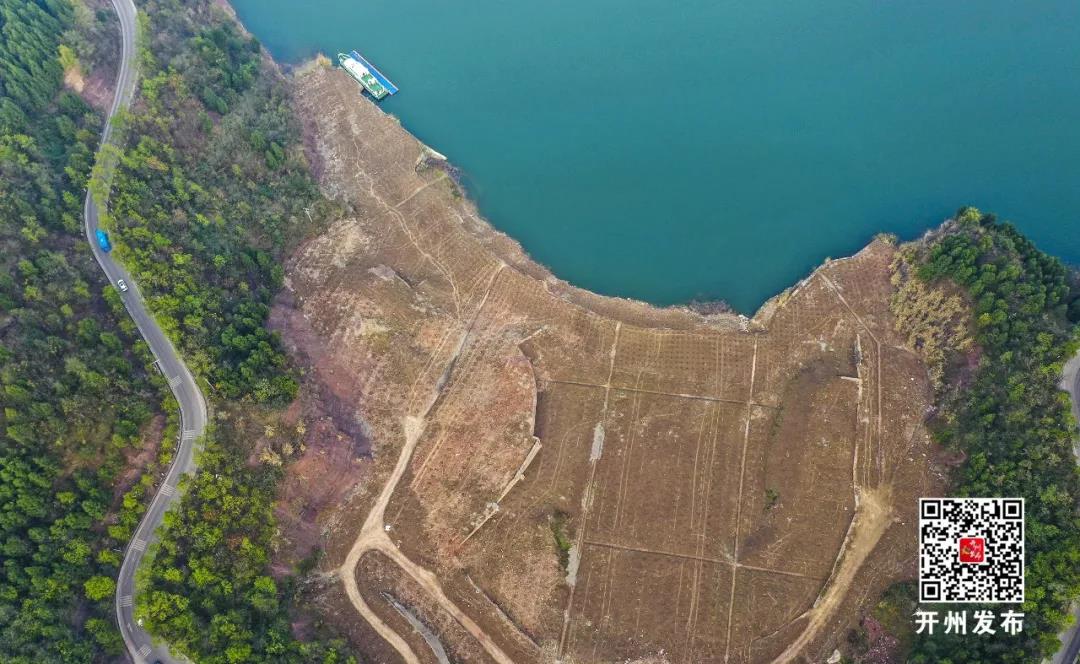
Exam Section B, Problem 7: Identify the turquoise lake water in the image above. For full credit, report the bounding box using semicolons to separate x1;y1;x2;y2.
231;0;1080;313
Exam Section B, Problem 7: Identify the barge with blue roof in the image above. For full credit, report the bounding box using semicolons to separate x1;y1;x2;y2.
338;51;398;100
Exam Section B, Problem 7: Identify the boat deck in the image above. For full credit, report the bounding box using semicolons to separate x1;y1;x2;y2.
338;52;392;100
351;50;398;95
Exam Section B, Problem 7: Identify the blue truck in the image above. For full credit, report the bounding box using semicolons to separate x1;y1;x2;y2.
95;229;112;252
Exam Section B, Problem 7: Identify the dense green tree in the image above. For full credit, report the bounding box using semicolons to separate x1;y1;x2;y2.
905;208;1080;663
0;0;349;660
0;4;167;660
0;0;70;133
84;575;116;601
138;427;354;663
97;2;333;404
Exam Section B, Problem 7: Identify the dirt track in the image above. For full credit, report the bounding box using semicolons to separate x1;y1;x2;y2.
284;65;943;663
338;409;515;664
770;486;894;662
333;173;515;663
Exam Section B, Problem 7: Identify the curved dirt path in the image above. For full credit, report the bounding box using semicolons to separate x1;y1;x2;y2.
769;486;893;663
339;415;516;664
340;418;427;664
338;261;516;664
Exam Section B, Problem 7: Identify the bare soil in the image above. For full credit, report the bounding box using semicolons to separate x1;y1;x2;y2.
113;413;166;500
70;0;120;112
270;65;946;663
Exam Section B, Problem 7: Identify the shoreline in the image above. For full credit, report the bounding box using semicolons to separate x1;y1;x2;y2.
285;59;923;334
287;60;753;333
277;43;1080;664
222;0;1080;316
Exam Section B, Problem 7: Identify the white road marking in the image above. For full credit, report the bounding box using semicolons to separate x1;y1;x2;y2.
91;4;210;664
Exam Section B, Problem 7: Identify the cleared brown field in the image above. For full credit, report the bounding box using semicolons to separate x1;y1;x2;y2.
272;64;945;664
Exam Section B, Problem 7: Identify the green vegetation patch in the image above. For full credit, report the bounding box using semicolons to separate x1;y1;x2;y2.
136;421;354;664
901;208;1080;663
550;510;572;571
0;1;170;659
120;1;354;660
100;0;338;405
764;487;780;510
1;0;351;660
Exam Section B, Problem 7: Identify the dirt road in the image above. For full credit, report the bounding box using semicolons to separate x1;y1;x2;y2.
337;263;517;664
770;486;894;663
339;414;516;664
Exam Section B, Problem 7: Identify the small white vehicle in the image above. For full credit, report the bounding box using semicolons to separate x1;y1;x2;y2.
117;279;129;292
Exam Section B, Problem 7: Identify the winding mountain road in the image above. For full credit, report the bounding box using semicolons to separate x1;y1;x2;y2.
84;1;207;662
1052;352;1080;664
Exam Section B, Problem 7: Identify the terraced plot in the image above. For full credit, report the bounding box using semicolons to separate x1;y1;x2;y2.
274;64;944;663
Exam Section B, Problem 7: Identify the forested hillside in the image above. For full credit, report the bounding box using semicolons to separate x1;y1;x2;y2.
910;210;1080;662
2;0;351;662
0;0;166;660
140;422;355;663
109;0;353;661
853;209;1080;663
98;0;333;405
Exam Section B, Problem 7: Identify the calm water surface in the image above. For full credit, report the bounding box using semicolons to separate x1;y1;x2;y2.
231;0;1080;312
